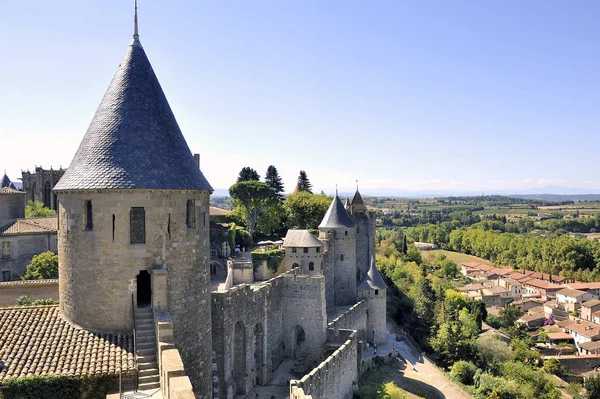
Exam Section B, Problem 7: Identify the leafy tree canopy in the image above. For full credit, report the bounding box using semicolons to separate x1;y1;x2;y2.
237;167;260;182
25;200;56;218
284;191;330;229
229;181;276;235
22;251;58;280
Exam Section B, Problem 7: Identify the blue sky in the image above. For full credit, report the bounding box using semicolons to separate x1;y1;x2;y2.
1;1;599;195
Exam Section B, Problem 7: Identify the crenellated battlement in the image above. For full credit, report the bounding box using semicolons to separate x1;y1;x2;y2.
327;300;367;333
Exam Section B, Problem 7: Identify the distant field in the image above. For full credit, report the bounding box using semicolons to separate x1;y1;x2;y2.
422;249;495;266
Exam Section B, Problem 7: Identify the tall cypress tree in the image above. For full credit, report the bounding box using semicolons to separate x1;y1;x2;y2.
265;165;284;198
297;170;312;193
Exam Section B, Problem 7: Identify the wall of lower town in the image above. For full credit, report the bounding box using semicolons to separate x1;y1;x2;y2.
327;300;367;341
0;279;59;306
290;329;358;399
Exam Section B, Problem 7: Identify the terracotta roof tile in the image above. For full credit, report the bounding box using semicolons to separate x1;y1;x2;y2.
0;217;57;236
0;306;134;382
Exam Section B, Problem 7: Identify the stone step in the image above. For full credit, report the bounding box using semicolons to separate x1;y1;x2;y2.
138;354;156;363
139;368;159;378
138;361;158;371
137;341;155;349
136;333;156;342
137;325;155;333
136;330;156;338
139;374;160;384
138;381;161;390
137;347;156;357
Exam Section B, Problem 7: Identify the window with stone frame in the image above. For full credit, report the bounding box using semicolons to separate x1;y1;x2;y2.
316;247;320;253
186;200;196;228
303;247;309;253
2;270;10;282
292;248;297;253
84;200;93;230
1;242;10;259
130;207;146;244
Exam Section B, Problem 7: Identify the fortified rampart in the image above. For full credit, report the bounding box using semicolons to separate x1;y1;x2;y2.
327;300;367;341
0;279;59;307
211;269;326;399
290;329;358;399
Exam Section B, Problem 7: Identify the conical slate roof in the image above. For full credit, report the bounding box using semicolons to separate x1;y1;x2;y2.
1;174;13;189
54;41;212;192
350;190;367;212
344;196;350;210
319;195;355;229
358;256;388;290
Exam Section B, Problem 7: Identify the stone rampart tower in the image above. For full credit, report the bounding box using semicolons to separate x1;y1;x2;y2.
348;189;376;282
53;17;213;397
319;194;357;307
358;257;388;344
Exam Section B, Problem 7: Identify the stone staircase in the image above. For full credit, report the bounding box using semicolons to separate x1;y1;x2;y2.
135;307;160;391
293;348;308;375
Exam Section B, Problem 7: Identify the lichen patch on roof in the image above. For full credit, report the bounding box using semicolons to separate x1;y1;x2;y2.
0;306;134;383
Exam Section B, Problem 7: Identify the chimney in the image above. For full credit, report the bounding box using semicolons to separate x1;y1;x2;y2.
194;153;200;169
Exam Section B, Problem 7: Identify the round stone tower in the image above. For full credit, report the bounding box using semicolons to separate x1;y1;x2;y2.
53;18;213;396
358;257;388;345
319;194;357;307
348;188;376;282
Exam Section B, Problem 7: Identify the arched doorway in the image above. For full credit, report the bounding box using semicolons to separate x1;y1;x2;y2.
43;181;51;208
254;324;264;385
137;270;152;307
234;321;246;395
210;262;219;275
295;325;305;347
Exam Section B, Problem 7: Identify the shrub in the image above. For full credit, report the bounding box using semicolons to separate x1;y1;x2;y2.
1;374;111;399
17;295;32;306
542;358;563;376
22;251;58;280
252;249;285;272
450;360;478;385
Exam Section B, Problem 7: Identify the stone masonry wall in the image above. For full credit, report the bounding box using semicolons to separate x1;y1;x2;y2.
327;300;367;341
0;233;57;280
290;329;358;399
0;279;59;307
56;190;212;397
359;289;387;344
0;192;25;227
333;228;357;306
352;212;371;282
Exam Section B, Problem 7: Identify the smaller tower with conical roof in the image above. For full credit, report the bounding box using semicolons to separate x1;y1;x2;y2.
358;256;388;344
319;194;357;307
348;188;376;281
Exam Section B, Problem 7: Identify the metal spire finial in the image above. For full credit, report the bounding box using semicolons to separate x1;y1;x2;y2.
356;180;359;191
336;184;338;196
132;0;141;46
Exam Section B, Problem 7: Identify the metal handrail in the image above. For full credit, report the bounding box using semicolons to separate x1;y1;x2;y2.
132;293;139;392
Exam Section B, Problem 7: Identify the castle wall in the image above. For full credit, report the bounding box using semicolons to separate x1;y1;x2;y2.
327;300;367;341
211;270;327;399
321;233;335;308
353;212;371;282
56;190;212;397
0;191;26;227
290;329;358;399
21;167;65;210
284;246;323;275
0;279;59;306
359;289;387;345
319;228;357;306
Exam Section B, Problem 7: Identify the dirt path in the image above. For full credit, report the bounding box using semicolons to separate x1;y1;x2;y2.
395;339;474;399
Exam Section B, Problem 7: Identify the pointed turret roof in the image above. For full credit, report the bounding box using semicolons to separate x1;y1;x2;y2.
1;173;13;189
344;196;350;210
350;189;367;212
54;6;212;192
319;195;355;229
358;257;388;290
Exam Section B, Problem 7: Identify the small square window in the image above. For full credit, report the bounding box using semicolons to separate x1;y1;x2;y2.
303;247;309;253
292;248;297;253
345;231;348;236
2;270;10;281
316;247;320;253
375;290;379;295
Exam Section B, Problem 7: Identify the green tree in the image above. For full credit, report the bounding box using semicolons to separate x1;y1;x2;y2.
476;335;513;372
499;305;523;329
440;258;459;278
229;181;276;236
22;251;58;280
264;165;284;198
401;234;408;254
450;360;478;385
297;170;312;193
237;166;260;182
413;278;436;327
284;191;331;229
25;200;56;217
586;374;600;399
542;358;563;376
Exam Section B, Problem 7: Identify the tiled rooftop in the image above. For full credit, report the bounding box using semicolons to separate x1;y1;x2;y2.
0;217;58;236
0;306;134;383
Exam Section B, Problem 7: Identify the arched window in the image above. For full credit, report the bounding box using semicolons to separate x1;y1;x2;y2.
130;207;146;244
309;262;314;271
292;263;299;269
43;181;51;208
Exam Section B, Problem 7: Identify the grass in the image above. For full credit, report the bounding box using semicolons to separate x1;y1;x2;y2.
422;249;495;266
356;364;425;399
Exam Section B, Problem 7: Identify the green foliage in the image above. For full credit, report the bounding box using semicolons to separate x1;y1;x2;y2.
229;224;253;250
475;335;514;373
252;249;285;272
498;305;524;329
229;180;276;235
17;295;32;306
541;358;563;376
237;166;260;182
22;251;58;280
585;374;600;399
450;360;478;385
566;382;585;399
297;170;312;193
284;191;331;229
25;200;56;218
1;374;111;399
264;165;284;198
439;258;459;278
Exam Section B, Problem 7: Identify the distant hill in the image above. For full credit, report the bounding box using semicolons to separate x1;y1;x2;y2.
510;194;600;202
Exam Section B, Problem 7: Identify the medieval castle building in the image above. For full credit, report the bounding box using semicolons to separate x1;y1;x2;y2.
0;6;387;399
